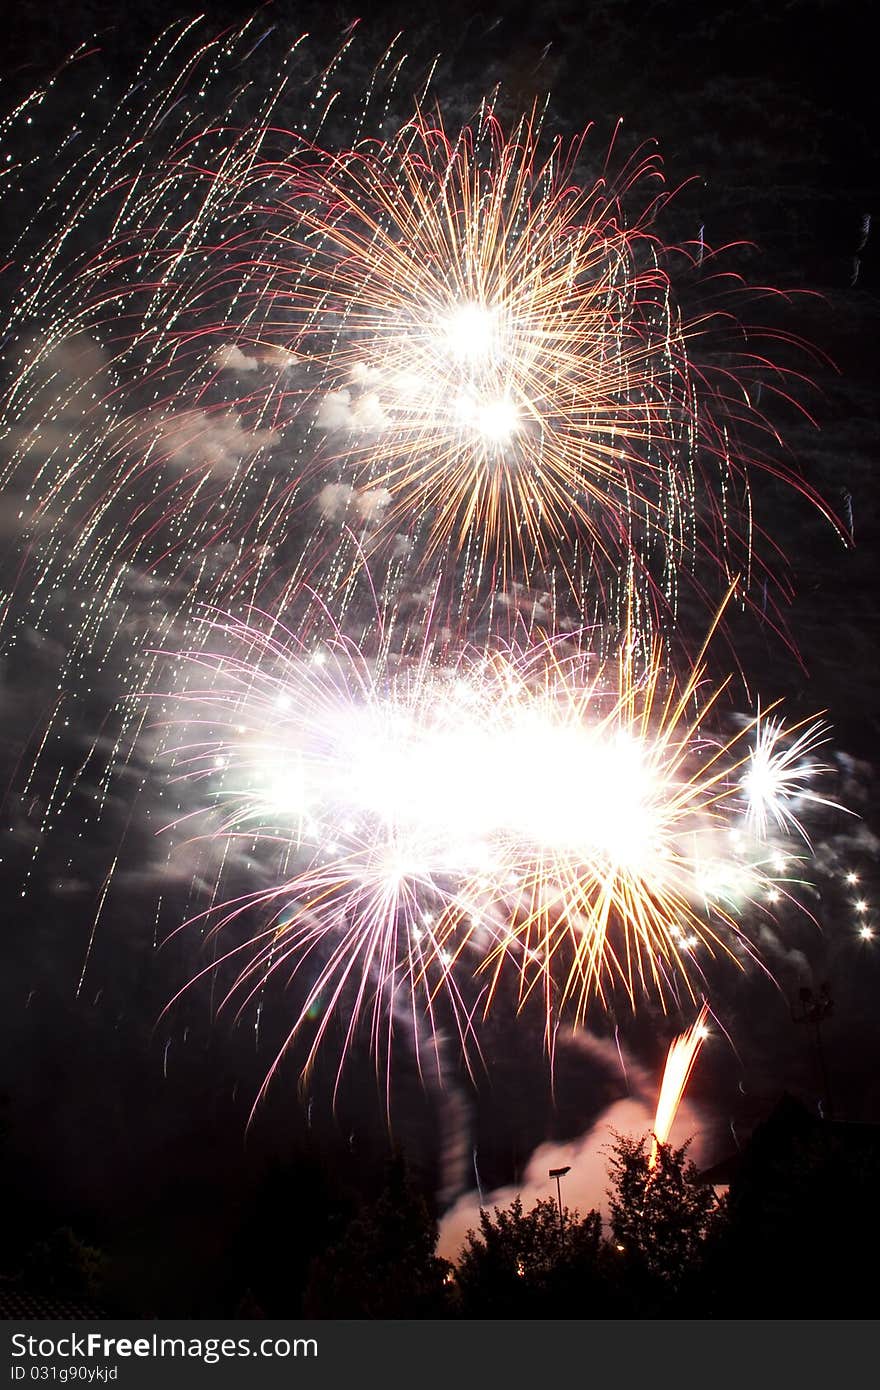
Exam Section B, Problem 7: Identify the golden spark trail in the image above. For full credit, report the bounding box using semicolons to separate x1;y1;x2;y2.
649;1003;710;1167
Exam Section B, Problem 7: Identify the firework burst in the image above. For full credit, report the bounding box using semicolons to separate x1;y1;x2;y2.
258;107;703;595
151;605;834;1090
741;710;838;844
0;22;838;673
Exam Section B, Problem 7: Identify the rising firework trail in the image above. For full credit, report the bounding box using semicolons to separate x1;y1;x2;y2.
649;1002;710;1166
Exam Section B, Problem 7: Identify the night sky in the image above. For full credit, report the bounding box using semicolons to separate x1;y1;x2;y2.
1;0;878;1315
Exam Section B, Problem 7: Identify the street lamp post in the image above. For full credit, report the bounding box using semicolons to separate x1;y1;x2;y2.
549;1165;571;1247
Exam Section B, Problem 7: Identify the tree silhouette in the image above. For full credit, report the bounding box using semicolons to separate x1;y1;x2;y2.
455;1195;609;1316
702;1096;880;1317
303;1155;451;1317
606;1132;718;1307
21;1226;106;1304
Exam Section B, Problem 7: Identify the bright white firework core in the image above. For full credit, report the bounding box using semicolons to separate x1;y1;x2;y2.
441;301;499;363
243;678;662;877
455;391;519;443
